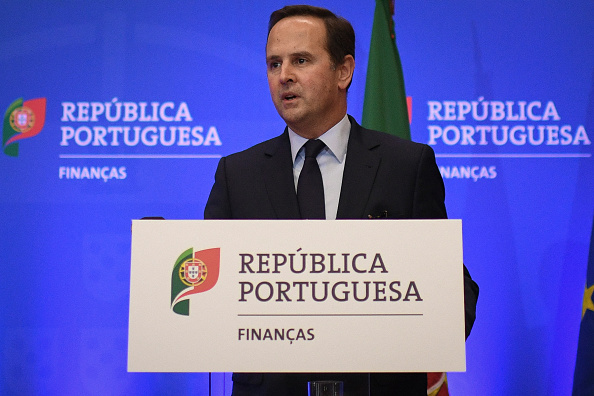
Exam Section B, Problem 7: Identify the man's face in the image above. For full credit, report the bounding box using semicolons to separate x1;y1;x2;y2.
266;16;346;138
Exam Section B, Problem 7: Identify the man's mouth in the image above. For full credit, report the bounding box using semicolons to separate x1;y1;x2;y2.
283;93;298;101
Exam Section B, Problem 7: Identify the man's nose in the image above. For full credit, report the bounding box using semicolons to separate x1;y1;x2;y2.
279;64;295;84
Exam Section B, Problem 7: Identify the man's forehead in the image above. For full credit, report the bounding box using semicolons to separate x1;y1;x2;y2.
270;15;324;33
266;15;327;54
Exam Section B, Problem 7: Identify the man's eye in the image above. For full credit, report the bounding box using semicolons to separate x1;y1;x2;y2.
297;58;307;64
269;62;281;69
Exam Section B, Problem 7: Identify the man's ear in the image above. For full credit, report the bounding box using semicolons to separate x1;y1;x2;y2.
337;55;355;90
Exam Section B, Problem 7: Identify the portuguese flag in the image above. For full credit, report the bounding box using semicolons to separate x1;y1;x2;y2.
363;2;448;395
362;0;410;140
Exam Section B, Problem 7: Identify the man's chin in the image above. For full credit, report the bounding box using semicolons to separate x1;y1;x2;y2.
278;112;305;129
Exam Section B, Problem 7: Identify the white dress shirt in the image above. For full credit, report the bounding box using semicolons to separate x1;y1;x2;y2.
288;115;351;220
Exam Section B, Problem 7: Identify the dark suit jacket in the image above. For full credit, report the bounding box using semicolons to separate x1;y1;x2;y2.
204;116;479;396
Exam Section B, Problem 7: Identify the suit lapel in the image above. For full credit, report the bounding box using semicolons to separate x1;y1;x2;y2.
262;130;301;219
336;119;381;219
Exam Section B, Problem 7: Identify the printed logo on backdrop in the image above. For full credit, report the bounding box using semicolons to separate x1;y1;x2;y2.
424;98;591;182
171;247;221;316
58;99;222;182
2;98;47;157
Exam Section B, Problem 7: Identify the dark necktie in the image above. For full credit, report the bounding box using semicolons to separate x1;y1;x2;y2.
297;139;326;219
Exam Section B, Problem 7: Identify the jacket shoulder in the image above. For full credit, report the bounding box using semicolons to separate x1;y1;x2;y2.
223;133;287;164
353;121;433;160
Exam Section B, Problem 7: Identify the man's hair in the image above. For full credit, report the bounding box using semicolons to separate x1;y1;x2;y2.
267;5;355;67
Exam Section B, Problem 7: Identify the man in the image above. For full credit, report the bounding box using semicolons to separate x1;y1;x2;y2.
204;5;478;396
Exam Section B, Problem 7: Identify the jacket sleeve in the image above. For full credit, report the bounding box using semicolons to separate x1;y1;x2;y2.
463;265;479;339
414;144;479;339
412;144;447;219
204;157;232;219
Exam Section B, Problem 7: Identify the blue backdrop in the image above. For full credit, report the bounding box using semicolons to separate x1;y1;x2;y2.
1;1;593;395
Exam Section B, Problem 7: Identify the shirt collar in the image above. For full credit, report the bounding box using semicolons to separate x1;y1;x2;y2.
288;114;351;163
